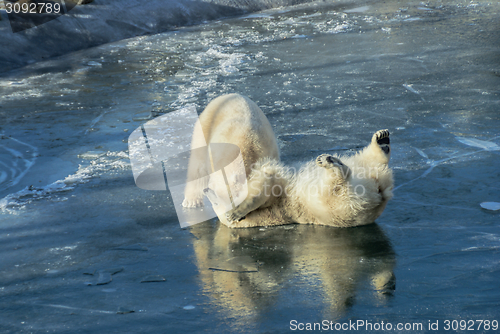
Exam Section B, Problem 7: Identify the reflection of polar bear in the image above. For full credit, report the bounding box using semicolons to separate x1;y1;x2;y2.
183;93;393;228
189;222;396;319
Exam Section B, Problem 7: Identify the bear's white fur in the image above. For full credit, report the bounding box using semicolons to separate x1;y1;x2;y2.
182;93;393;228
182;93;279;209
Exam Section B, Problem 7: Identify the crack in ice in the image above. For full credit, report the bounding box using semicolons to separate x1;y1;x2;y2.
395;135;499;192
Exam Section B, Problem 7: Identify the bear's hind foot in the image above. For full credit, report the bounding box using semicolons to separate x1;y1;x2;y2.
316;154;351;179
373;129;390;155
316;154;342;168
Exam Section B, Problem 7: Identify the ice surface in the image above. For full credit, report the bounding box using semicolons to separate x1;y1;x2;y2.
0;136;38;192
1;0;500;332
0;151;129;213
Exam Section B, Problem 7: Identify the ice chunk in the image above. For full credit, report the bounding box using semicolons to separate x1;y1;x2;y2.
132;112;153;121
456;137;500;151
414;148;428;159
96;272;113;285
78;151;106;160
208;256;259;273
116;307;135;314
405;17;422;22
84;268;124;286
345;6;370;13
241;13;274;19
403;84;420;95
141;275;166;283
480;202;500;211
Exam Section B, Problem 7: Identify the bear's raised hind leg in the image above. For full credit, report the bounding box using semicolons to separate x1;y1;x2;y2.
358;129;391;166
316;154;351;179
372;129;390;156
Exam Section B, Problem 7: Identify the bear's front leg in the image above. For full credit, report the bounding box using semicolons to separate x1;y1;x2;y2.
182;179;207;208
226;200;252;223
182;155;209;208
226;191;269;224
225;170;274;225
316;154;351;180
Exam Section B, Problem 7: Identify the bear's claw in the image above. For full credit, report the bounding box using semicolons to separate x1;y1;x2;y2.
226;211;246;224
374;129;390;143
182;197;204;208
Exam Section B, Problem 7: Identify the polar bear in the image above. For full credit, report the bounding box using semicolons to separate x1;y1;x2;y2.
182;93;393;228
181;93;279;209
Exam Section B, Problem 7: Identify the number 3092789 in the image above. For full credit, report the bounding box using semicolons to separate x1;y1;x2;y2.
444;320;498;331
5;2;61;14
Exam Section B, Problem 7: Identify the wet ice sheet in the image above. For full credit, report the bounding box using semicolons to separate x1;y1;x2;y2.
1;0;500;332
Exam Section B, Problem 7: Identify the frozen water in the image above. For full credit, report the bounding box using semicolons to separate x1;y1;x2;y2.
1;0;500;332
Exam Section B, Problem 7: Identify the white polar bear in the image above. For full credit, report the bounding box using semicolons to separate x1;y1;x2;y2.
182;93;393;228
181;93;279;210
